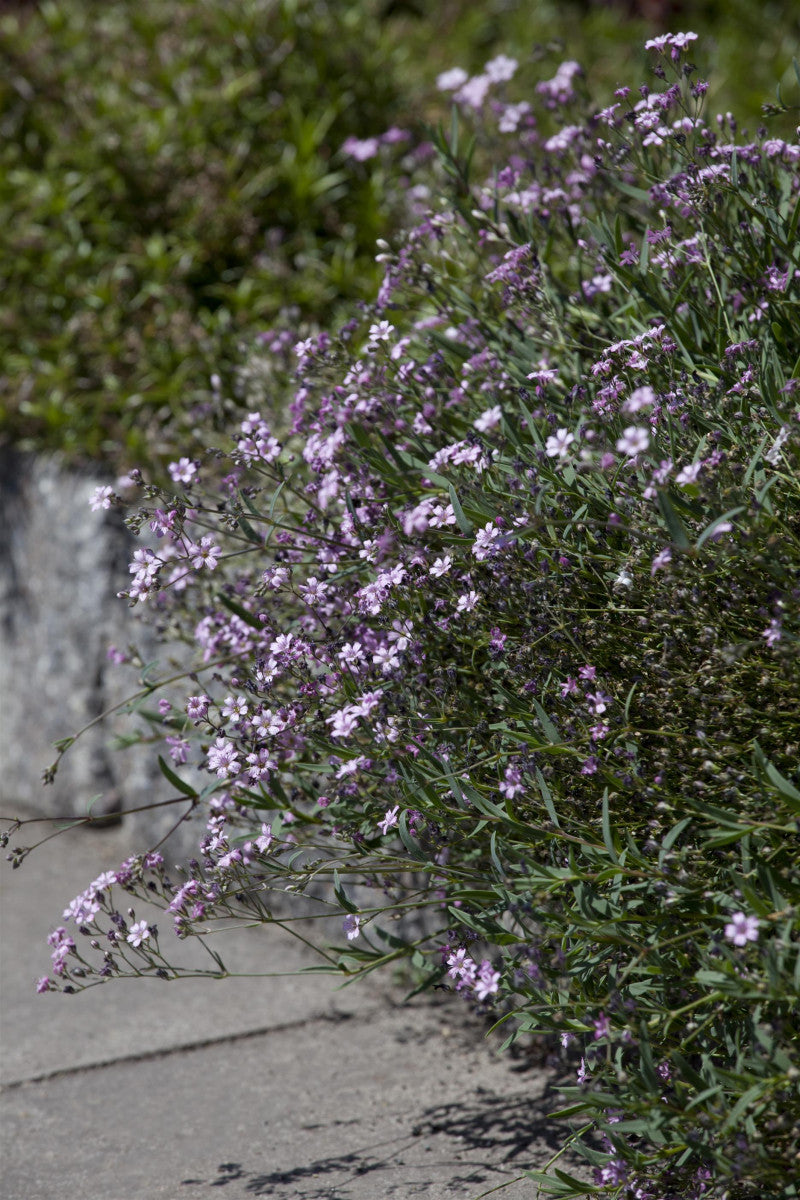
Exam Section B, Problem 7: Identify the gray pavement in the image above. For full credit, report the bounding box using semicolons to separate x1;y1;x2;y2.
1;818;576;1200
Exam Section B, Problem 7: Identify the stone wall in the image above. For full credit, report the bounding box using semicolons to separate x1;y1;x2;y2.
0;450;200;857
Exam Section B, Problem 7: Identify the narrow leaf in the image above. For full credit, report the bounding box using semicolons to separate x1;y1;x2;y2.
157;756;197;798
656;489;691;549
448;483;473;534
530;699;558;744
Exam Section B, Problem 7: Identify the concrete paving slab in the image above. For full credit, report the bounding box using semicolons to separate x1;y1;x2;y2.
0;817;381;1085
1;814;590;1200
1;996;564;1200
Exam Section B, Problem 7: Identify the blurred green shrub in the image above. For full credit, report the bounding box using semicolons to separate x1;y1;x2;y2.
1;0;797;466
395;0;800;127
0;0;408;462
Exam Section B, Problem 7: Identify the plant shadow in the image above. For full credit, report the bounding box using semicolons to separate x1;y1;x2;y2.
179;1085;566;1197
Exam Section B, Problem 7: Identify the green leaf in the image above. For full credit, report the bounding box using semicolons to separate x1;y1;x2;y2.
333;868;359;913
532;698;560;744
448;482;473;534
449;103;459;158
218;593;263;629
695;506;745;549
157;755;197;798
656;489;692;550
662;816;693;854
639;227;650;275
536;766;560;827
764;760;800;812
398;810;427;862
235;510;263;545
601;789;619;862
489;830;506;881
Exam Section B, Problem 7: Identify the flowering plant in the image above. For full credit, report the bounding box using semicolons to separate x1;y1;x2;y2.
5;34;800;1200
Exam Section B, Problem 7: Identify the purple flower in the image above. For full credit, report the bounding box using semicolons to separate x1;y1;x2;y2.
342;914;361;940
592;1011;611;1040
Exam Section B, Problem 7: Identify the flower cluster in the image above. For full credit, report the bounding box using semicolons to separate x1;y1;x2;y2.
11;33;800;1200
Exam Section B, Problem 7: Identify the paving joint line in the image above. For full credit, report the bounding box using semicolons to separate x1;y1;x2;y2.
0;1005;383;1091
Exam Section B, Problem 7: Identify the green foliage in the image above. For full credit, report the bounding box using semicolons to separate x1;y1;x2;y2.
5;20;800;1200
0;0;406;462
396;0;800;128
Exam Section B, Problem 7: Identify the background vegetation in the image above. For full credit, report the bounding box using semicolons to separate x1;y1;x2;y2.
1;0;798;466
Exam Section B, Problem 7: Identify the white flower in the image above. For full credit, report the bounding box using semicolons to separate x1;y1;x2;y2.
473;405;503;432
126;921;151;948
436;67;468;92
675;461;702;486
429;556;452;577
764;426;789;465
616;426;650;457
89;485;114;511
545;428;574;459
484;54;518;83
623;385;656;413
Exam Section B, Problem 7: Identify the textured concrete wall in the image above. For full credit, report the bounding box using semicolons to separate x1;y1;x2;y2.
0;450;199;856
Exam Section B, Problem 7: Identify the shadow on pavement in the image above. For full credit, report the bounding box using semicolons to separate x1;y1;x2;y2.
178;1087;563;1197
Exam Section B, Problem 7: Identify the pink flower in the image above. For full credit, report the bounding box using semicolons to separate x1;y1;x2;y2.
484;54;517;84
341;136;379;162
762;619;782;647
474;960;501;1000
675;461;702;486
447;949;477;985
474;405;503;432
724;912;760;946
168;457;197;485
456;74;491;109
651;547;672;575
189;536;222;570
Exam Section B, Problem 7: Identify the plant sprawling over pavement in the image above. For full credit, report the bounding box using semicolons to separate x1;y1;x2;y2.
6;35;800;1200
